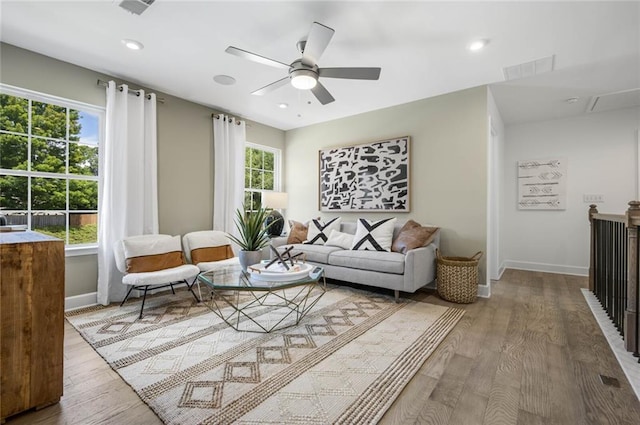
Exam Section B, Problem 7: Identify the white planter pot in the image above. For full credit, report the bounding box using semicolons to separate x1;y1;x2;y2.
238;250;262;271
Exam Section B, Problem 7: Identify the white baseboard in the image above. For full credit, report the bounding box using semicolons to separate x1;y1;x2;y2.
64;285;179;312
503;260;588;277
497;262;506;280
428;281;491;298
65;292;98;311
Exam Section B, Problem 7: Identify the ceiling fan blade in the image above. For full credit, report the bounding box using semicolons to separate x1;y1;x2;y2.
301;22;335;67
225;46;291;70
319;67;381;80
251;77;290;96
311;81;335;105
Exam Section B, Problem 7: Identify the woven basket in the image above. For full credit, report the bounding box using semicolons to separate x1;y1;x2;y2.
436;249;483;304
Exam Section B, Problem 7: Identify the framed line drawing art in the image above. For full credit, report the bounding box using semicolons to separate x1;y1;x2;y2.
319;136;410;212
517;157;567;210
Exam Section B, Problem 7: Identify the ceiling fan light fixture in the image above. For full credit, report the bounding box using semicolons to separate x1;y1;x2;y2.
290;69;317;90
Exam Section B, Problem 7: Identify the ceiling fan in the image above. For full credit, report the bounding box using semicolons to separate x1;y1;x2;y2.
225;22;381;105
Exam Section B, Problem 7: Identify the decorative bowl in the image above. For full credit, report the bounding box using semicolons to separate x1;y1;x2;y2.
247;262;313;282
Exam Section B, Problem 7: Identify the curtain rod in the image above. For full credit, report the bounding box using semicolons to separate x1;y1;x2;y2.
96;79;165;103
212;113;245;126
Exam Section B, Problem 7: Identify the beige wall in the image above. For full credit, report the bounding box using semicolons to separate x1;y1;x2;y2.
0;43;285;298
285;86;489;282
154;98;285;236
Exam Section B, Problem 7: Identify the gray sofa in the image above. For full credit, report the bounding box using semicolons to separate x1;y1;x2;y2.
271;221;439;300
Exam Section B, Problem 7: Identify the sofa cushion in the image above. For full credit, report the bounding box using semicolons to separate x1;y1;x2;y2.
391;220;439;254
328;249;405;274
305;217;341;245
351;218;397;251
277;244;342;264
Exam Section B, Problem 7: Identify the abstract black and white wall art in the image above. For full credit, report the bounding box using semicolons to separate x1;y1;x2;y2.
319;137;410;212
517;157;567;210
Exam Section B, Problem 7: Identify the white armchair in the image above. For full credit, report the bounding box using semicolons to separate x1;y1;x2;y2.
182;230;240;272
113;234;200;319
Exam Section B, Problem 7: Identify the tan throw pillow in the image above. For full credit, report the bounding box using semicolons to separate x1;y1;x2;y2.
191;244;234;264
391;220;439;254
126;252;185;273
287;220;309;244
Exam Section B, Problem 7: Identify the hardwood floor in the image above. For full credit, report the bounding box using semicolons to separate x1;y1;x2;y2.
382;270;640;425
5;269;640;424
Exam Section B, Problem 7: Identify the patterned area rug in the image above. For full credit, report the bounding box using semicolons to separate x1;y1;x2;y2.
66;285;464;424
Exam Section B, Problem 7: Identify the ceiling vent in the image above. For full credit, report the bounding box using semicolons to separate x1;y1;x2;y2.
119;0;155;15
503;55;555;81
586;88;640;114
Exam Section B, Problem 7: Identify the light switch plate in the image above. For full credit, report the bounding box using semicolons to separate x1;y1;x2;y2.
583;194;604;203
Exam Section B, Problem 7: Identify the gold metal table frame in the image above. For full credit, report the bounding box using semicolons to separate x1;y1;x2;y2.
196;265;326;333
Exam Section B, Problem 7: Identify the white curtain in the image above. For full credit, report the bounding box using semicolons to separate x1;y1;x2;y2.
213;115;246;234
97;81;159;305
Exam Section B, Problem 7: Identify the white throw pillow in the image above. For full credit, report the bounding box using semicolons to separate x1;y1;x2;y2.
305;218;342;245
325;229;355;250
351;218;397;252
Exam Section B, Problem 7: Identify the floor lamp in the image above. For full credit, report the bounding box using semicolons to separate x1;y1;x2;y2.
262;191;288;237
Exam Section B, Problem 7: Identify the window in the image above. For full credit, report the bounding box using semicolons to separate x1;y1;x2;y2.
0;84;103;247
244;143;280;211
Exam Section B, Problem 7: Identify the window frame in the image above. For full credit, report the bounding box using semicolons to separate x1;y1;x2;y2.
244;142;281;211
0;83;104;255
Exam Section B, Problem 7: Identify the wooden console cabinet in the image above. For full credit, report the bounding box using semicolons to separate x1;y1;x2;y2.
1;231;64;421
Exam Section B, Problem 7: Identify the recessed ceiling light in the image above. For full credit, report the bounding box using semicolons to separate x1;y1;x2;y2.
213;75;236;85
279;103;288;109
468;39;489;51
122;39;144;50
566;97;580;104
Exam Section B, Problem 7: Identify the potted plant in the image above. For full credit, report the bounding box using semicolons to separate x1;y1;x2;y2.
227;204;274;270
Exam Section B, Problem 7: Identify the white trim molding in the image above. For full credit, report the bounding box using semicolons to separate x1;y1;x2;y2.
497;262;507;280
503;260;588;276
424;281;490;298
65;292;98;311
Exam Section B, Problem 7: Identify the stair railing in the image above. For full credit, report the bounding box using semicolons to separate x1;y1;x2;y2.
589;201;639;359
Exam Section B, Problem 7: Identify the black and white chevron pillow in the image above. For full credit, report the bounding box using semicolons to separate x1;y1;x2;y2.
305;218;342;245
351;218;397;251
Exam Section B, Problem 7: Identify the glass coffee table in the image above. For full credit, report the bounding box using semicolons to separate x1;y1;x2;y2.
196;264;326;333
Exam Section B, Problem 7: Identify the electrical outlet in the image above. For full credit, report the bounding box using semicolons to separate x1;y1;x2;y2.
583;194;604;203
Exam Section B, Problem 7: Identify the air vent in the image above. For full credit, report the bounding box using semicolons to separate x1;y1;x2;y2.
587;88;640;114
503;55;555;81
119;0;155;15
599;374;620;388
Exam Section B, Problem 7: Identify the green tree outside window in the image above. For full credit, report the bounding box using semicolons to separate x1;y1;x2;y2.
0;92;101;245
244;145;279;212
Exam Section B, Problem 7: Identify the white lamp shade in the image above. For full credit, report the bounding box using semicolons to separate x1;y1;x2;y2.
262;192;288;209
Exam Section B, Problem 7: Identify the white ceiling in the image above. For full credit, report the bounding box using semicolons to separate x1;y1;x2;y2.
1;1;638;130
